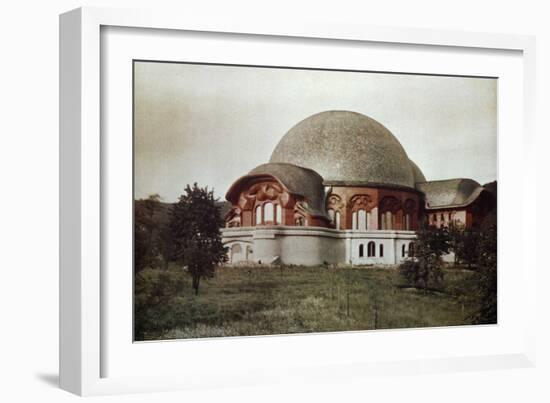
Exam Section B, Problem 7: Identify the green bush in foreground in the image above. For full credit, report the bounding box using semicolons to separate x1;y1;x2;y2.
399;224;450;291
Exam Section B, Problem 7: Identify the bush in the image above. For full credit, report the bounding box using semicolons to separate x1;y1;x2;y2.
399;224;449;291
471;210;497;324
134;267;188;339
399;257;444;291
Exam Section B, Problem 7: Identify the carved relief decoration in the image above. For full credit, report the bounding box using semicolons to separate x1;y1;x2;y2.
237;180;291;209
293;200;309;222
326;193;343;210
225;207;242;228
350;194;373;211
379;196;402;212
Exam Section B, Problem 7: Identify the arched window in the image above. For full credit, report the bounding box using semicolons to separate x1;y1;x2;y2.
367;241;376;257
328;208;335;223
255;205;262;225
382;211;393;230
231;243;242;263
408;242;415;257
367;212;371;229
264;202;274;222
358;209;367;230
359;244;364;257
276;204;282;224
404;214;411;230
335;211;341;229
379;244;384;257
352;211;357;230
402;244;406;257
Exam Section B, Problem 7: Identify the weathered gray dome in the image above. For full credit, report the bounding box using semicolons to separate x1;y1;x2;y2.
409;159;427;183
270;111;416;188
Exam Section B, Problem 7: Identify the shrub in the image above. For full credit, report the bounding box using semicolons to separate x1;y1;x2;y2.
399;224;449;291
134;267;188;339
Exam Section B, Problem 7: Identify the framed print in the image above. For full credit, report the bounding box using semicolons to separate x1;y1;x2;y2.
60;7;537;396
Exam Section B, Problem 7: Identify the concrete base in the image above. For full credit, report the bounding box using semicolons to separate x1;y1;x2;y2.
221;226;417;266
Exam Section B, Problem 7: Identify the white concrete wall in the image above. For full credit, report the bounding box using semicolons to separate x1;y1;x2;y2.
221;227;417;266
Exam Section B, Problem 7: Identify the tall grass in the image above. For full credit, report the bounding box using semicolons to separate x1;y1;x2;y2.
138;265;479;341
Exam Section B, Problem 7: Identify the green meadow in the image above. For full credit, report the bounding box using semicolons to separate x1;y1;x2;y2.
137;264;480;341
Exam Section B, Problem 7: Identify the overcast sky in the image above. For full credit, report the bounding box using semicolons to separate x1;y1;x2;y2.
134;61;497;202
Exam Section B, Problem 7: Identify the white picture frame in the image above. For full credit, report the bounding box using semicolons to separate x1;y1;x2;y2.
59;6;537;396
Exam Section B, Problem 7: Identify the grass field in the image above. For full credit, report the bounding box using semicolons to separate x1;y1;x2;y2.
138;264;480;341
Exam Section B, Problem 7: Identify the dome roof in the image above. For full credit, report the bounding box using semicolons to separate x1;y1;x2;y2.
269;111;418;189
409;159;427;183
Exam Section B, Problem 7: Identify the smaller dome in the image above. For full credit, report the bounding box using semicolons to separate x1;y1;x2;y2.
409;159;426;183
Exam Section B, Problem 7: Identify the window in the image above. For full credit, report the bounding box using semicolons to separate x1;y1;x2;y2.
295;217;304;226
379;244;384;257
352;211;357;230
408;242;415;257
255;205;262;225
335;211;341;229
231;244;242;263
382;211;393;230
359;244;364;257
276;204;282;224
404;214;411;230
264;202;274;222
367;212;371;229
402;244;406;257
367;241;375;257
358;209;366;230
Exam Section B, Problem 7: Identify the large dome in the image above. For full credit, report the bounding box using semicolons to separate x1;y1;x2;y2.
270;110;419;188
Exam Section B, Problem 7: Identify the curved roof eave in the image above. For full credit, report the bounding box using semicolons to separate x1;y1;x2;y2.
225;163;329;219
417;178;490;210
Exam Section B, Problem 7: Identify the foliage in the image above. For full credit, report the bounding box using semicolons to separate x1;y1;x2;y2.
399;224;450;291
471;210;497;324
134;267;188;339
134;194;164;273
448;220;480;268
169;183;227;295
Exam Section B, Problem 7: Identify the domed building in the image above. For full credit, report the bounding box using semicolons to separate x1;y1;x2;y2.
222;111;495;266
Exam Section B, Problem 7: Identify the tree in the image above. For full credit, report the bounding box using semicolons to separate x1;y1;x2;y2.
461;229;481;268
472;209;497;324
399;223;450;291
170;183;227;295
134;194;163;273
447;220;464;264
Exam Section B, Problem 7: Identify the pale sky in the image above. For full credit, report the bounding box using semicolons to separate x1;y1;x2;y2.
134;61;497;202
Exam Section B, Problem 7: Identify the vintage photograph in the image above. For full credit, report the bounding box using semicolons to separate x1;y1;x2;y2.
133;61;497;341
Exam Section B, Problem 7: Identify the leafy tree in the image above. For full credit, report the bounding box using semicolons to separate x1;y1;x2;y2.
170;183;227;295
447;220;464;264
472;210;497;324
134;194;163;273
460;229;481;268
399;223;450;291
